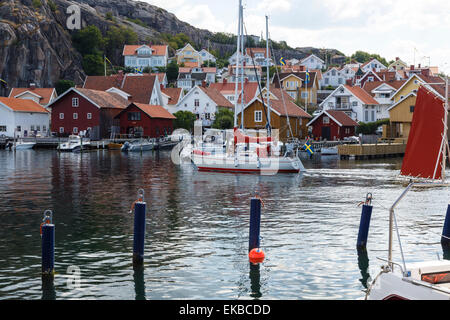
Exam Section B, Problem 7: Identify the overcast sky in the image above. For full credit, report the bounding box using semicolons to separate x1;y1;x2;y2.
144;0;449;74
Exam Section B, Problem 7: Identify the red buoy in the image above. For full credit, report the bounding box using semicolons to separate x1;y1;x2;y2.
249;248;265;264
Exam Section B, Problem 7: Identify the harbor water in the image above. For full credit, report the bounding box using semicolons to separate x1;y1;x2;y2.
0;149;449;300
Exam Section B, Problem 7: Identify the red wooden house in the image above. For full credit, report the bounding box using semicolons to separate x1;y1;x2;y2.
115;102;176;138
307;110;359;141
48;88;128;139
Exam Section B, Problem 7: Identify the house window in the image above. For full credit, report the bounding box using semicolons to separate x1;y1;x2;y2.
345;128;350;134
16;126;21;132
325;78;329;84
323;116;330;124
30;125;35;131
73;127;78;134
194;99;200;107
59;127;64;133
87;113;92;120
43;125;46;132
59;113;64;120
255;111;263;122
352;101;358;107
127;112;141;121
301;92;308;99
205;113;211;120
36;125;40;131
73;113;78;120
72;98;79;107
0;126;6;132
410;106;415;113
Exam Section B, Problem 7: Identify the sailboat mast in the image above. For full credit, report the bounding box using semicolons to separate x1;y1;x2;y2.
266;15;271;133
443;75;449;182
240;4;245;129
234;0;242;128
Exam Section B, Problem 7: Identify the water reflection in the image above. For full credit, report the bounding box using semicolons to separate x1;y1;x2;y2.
249;263;262;299
357;249;371;289
41;277;56;300
133;265;146;300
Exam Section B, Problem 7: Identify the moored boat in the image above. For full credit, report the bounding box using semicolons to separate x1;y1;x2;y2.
121;140;155;152
57;135;91;152
14;140;36;150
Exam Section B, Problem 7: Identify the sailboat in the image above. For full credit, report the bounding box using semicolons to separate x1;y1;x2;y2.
191;0;305;174
366;77;450;300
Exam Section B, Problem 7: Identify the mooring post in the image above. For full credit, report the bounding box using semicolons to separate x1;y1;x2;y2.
133;189;146;267
249;198;261;252
41;210;55;279
357;193;373;251
441;204;450;250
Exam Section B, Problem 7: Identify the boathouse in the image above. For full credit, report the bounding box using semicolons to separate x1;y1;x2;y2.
307;110;359;141
114;102;176;138
48;88;128;139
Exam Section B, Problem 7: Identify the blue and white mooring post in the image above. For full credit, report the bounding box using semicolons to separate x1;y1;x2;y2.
441;204;450;250
133;189;147;267
249;197;262;252
41;210;55;278
356;193;373;251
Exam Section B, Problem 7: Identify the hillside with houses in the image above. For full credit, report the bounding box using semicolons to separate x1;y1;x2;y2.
0;0;448;145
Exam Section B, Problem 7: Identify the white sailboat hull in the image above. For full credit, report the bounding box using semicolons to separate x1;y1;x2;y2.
192;152;305;174
14;142;36;150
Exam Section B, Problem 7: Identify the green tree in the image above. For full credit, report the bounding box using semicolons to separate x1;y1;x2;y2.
356;119;390;135
104;26;138;64
55;80;75;95
72;25;104;56
166;60;179;82
173;111;197;132
82;54;104;76
212;108;234;130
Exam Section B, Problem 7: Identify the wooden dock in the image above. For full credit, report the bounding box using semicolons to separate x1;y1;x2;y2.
338;143;406;160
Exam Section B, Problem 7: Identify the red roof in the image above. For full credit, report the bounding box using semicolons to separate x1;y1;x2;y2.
344;85;379;105
251;87;311;118
245;47;270;58
0;97;49;113
162;88;182;105
123;45;168;56
83;74;157;104
76;89;129;109
9;87;55;105
308;110;359;127
362;80;406;97
199;87;233;108
132;103;176;119
209;82;259;104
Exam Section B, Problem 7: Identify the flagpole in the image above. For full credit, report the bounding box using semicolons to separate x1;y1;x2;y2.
104;55;107;76
266;15;271;133
443;75;449;182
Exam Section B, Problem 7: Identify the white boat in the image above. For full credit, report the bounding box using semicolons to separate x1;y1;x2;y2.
57;135;91;152
190;2;305;175
121;140;155;152
366;77;450;300
14;140;36;150
321;147;338;156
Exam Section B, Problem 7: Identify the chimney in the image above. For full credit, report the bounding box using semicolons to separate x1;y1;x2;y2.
418;63;421;69
30;83;36;90
421;68;430;77
410;65;415;71
201;80;207;88
160;83;164;90
396;57;399;61
299;65;305;72
128;95;133;103
346;79;352;86
223;78;227;84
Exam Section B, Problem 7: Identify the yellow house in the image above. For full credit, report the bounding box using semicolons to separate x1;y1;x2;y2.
273;71;319;106
175;43;200;65
384;73;447;142
388;57;408;71
236;87;312;141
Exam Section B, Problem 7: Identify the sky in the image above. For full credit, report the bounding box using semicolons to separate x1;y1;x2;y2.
143;0;450;74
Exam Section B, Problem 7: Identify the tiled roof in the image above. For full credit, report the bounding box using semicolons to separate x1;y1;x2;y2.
151;73;166;84
209;82;259;104
256;87;311;118
132;103;176;119
123;45;168;56
9;88;55;105
416;74;448;98
182;62;201;68
199;87;233;108
162;88;183;105
308;110;359;127
344;85;379;105
375;70;399;82
362;80;406;97
245;47;270;58
0;97;49;113
76;89;129;109
83;74;157;104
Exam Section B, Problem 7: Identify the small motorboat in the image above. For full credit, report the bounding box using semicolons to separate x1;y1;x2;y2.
321;147;338;156
57;135;91;152
121;140;155;152
14;140;36;150
108;142;123;150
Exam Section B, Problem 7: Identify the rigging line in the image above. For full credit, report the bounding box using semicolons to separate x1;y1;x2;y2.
242;21;270;130
268;33;294;139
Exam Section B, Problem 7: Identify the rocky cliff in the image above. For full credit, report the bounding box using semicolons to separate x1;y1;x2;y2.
0;0;342;96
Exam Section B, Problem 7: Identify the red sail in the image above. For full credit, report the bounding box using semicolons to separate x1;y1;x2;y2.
400;86;446;180
234;127;272;144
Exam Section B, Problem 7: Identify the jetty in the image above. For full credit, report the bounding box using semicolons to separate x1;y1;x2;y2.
338;143;406;160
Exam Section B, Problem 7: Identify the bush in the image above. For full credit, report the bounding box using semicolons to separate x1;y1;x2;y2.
55;80;75;95
173;111;197;132
212;108;234;130
356;119;389;135
32;0;42;8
